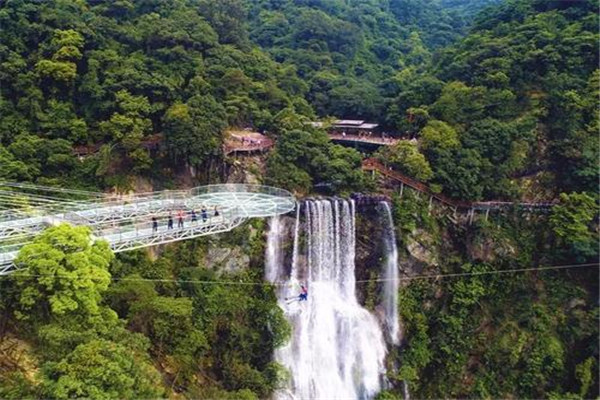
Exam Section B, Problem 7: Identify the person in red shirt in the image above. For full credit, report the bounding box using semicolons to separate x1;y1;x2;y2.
177;210;184;229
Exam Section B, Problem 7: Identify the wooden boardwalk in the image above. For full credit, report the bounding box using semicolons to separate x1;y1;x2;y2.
362;158;556;214
223;133;274;156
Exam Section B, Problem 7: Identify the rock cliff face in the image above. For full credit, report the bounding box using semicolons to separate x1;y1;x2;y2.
204;247;250;275
224;155;266;185
406;230;438;266
354;204;431;302
0;335;38;385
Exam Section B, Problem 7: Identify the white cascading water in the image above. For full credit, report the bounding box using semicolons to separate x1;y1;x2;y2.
379;202;400;345
265;214;283;283
266;199;387;400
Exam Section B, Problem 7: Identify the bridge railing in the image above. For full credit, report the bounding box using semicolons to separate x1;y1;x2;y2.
364;158;557;211
97;206;245;243
0;184;297;272
191;184;293;198
0;206;248;268
190;184;296;217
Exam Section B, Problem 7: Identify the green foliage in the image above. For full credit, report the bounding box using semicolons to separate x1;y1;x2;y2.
550;192;598;259
392;190;438;241
0;371;37;400
0;0;313;186
163;95;227;167
397;281;432;390
575;357;595;398
0;224;165;398
377;141;433;182
247;0;471;120
387;0;598;199
420;119;459;151
267;128;365;194
11;224;112;321
108;274;208;376
394;211;599;399
103;226;289;397
1;2;598;399
41;339;163;400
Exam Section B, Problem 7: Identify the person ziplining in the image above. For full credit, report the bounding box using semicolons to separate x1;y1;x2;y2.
286;284;308;303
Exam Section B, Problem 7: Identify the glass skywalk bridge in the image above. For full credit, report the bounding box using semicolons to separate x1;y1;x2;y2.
0;184;295;275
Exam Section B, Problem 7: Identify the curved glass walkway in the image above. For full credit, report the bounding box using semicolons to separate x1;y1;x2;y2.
0;184;296;275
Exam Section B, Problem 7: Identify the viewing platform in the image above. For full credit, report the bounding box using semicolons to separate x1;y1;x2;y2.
223;131;274;156
310;119;399;148
0;183;295;274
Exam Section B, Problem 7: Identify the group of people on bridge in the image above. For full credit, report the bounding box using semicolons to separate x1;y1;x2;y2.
151;206;220;232
239;136;266;147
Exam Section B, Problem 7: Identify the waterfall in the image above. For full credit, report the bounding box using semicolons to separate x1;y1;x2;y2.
379;202;400;345
265;215;283;282
267;199;386;400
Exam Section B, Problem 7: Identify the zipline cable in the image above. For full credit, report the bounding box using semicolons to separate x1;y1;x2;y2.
2;262;597;285
0;181;106;197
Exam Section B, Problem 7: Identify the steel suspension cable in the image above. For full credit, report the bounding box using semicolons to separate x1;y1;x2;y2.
2;262;597;285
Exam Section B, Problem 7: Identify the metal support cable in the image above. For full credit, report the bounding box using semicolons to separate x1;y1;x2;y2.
2;262;597;284
0;181;106;197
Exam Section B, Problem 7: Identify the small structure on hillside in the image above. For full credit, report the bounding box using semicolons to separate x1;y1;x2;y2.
330;120;379;135
309;119;397;147
310;120;380;135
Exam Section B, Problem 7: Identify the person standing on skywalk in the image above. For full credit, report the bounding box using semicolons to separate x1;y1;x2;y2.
177;210;184;229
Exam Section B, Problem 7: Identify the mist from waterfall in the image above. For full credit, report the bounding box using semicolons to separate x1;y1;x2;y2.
379;201;400;345
265;199;387;400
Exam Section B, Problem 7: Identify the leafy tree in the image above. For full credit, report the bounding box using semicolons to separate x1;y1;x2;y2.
267;128;365;194
550;192;598;259
41;339;163;400
197;0;250;47
0;146;31;180
99;90;153;172
419;119;459;151
0;0;315;184
11;224;113;321
184;269;290;397
35;29;84;88
377;141;433;182
38;100;87;143
108;275;208;373
548;71;600;193
430;147;486;200
163;96;227;170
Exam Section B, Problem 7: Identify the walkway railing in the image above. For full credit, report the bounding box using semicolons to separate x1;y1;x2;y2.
363;158;556;212
329;133;399;146
0;184;296;274
223;135;274;156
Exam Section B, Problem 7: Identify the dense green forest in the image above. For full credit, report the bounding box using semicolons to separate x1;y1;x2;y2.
0;0;598;398
1;221;289;399
387;0;598;200
0;0;313;189
381;190;598;399
1;0;597;200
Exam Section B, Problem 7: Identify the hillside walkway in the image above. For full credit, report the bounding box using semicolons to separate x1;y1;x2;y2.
223;131;274;156
328;133;400;146
362;158;556;212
